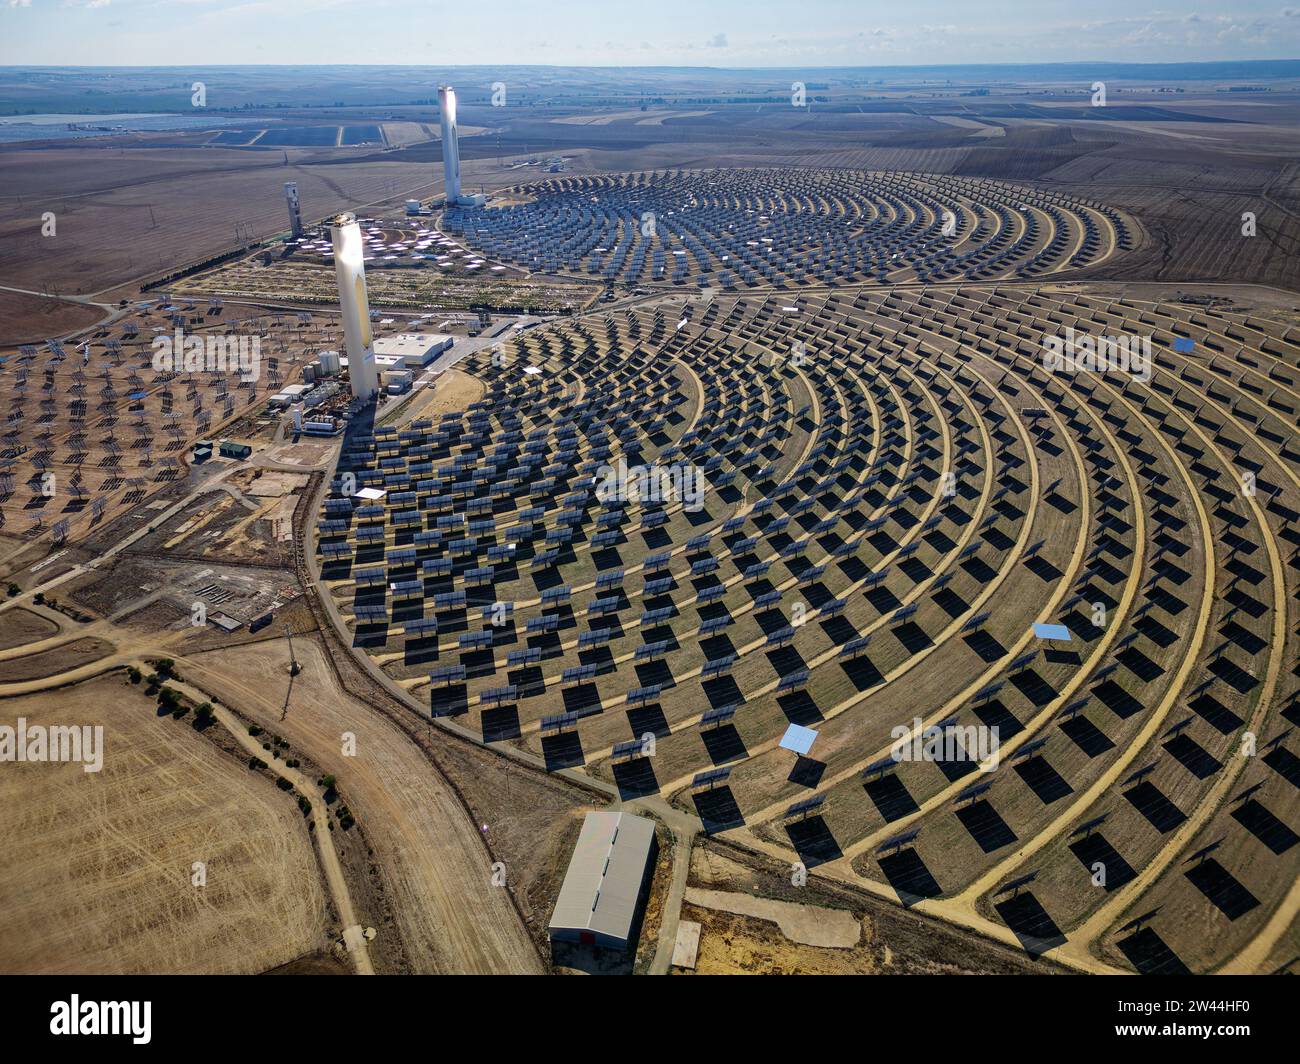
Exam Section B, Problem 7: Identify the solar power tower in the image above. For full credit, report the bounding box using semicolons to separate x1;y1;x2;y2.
438;85;462;207
284;182;303;238
328;213;379;400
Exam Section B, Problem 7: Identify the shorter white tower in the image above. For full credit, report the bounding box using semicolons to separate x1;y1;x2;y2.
284;182;303;238
329;213;378;401
439;85;462;206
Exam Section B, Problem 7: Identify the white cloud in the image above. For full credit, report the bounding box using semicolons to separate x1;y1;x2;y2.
705;32;728;48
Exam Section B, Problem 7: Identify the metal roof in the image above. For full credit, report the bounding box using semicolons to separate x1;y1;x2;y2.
548;811;655;943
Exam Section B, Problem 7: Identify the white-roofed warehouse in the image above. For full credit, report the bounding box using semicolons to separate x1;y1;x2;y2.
548;811;657;951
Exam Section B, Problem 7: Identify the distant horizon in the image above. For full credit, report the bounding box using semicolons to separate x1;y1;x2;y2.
4;1;1300;68
1;59;1299;73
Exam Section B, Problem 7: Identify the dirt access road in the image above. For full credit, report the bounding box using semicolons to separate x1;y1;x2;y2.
178;636;544;975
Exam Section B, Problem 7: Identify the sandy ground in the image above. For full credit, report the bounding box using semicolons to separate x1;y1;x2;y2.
0;636;115;682
383;367;485;426
0;607;59;651
176;634;543;974
684;887;861;947
0;288;107;346
635;111;717;126
0;673;328;973
679;904;878;975
551;110;652;126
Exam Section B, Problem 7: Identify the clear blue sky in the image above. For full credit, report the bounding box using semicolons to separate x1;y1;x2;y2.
2;0;1299;67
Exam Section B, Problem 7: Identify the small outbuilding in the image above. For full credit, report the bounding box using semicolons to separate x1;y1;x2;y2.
548;811;657;951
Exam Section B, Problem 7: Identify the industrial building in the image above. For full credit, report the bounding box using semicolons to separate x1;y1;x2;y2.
548;811;657;951
372;332;453;369
268;383;311;409
329;212;380;401
303;417;343;437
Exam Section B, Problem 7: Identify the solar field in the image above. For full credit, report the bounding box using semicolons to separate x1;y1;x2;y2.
444;169;1135;287
315;169;1300;974
0;301;333;544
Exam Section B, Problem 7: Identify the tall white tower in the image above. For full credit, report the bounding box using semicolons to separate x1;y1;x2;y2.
284;181;303;238
438;85;462;207
329;213;379;401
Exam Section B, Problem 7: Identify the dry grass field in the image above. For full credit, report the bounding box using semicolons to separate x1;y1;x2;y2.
0;290;107;347
171;633;545;974
0;673;329;974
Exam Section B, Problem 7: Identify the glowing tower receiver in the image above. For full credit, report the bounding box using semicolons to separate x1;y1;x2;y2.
329;213;378;401
439;85;462;206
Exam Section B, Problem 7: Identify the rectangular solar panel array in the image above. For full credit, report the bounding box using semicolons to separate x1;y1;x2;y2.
627;684;662;705
692;766;732;788
786;795;825;818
